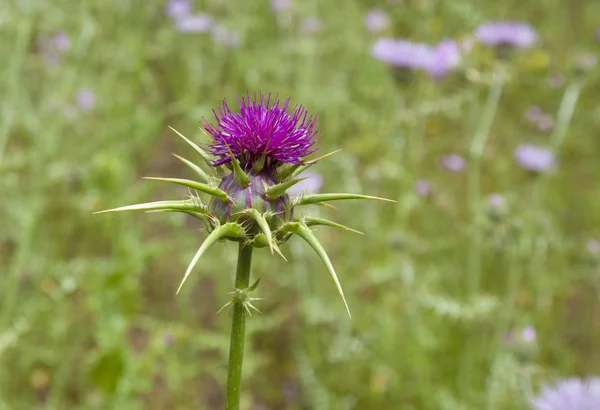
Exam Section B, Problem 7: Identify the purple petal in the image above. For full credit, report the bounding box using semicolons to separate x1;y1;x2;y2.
440;153;466;172
76;88;95;111
514;144;556;172
475;21;537;48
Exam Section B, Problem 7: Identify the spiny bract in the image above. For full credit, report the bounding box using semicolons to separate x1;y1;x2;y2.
96;92;394;316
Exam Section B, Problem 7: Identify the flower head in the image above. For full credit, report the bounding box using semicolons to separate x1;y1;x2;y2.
165;0;191;18
514;144;556;172
176;13;214;33
203;92;318;168
414;179;431;196
365;9;390;33
531;377;600;410
475;21;537;48
76;88;95;111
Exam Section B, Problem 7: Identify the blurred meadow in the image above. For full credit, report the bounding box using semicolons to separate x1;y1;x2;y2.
2;0;600;409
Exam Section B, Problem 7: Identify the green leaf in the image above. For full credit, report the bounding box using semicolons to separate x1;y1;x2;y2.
280;222;351;317
265;177;307;199
302;216;364;235
172;153;210;183
290;149;342;179
169;126;213;165
241;209;274;254
225;144;250;186
176;223;246;294
90;350;124;393
143;177;229;200
295;193;396;206
94;199;208;215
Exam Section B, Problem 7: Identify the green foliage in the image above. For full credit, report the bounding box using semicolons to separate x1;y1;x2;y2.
1;0;600;409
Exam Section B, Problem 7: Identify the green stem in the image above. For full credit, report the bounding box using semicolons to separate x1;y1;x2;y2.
466;70;505;295
226;243;253;410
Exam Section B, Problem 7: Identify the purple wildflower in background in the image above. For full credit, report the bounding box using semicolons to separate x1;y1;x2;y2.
53;31;71;52
365;9;390;33
38;31;71;65
287;170;323;196
211;24;241;47
76;88;95;111
488;193;504;208
531;377;600;410
176;13;214;33
427;39;461;78
301;16;322;35
270;0;292;12
520;326;536;343
372;38;460;78
525;106;543;122
440;153;466;172
414;179;431;196
586;239;600;254
165;0;191;18
203;92;318;167
514;144;556;172
475;21;537;48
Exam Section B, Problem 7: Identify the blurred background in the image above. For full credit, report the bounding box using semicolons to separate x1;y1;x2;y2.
1;0;600;409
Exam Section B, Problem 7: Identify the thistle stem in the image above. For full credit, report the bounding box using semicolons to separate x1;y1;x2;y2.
226;243;253;410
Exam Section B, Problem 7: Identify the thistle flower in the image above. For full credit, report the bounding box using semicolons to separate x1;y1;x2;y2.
475;21;537;49
531;377;600;410
97;92;393;316
514;143;556;172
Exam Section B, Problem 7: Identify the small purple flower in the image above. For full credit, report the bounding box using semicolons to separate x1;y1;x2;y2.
414;179;431;196
365;9;390;33
301;16;321;35
531;377;600;410
525;105;543;122
587;239;600;254
203;92;318;167
426;39;461;78
475;21;537;48
520;326;536;343
536;114;554;132
440;153;466;172
165;0;191;18
372;38;459;78
270;0;292;12
53;31;71;52
76;88;95;111
176;13;214;33
288;170;323;196
488;193;504;208
514;144;556;172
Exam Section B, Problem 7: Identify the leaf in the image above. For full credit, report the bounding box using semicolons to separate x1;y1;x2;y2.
172;154;210;183
280;222;351;317
169;126;214;167
143;177;229;200
302;216;364;235
94;199;208;215
296;193;395;206
90;350;124;393
265;177;307;199
176;223;246;294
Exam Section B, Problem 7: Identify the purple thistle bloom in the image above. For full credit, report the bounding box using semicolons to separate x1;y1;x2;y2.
531;377;600;410
475;21;537;48
514;144;556;172
488;193;504;207
288;170;323;196
176;13;214;33
365;9;390;33
520;326;536;343
76;88;95;111
203;92;318;167
440;153;466;172
165;0;191;18
53;31;71;52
